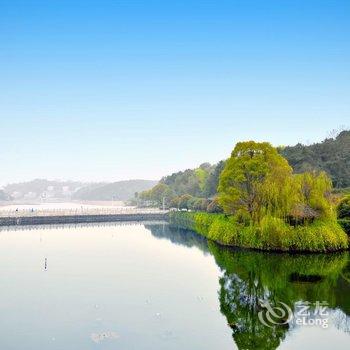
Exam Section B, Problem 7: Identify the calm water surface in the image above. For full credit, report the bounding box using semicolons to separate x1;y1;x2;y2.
0;222;349;349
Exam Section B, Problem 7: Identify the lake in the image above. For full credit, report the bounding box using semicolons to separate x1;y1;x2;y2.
0;222;349;349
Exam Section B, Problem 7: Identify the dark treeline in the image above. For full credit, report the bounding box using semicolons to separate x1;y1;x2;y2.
137;161;225;211
280;130;350;188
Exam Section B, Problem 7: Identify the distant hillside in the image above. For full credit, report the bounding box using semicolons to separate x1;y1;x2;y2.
3;178;157;202
0;190;12;201
3;179;86;200
281;130;350;188
72;180;158;201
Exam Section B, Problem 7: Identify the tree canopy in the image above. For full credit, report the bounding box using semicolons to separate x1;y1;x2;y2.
280;130;350;188
218;141;293;220
138;161;225;209
218;141;335;224
138;131;350;217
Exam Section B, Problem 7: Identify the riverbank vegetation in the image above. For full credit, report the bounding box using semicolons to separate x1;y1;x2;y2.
170;211;347;251
169;141;348;252
137;161;225;210
338;195;350;235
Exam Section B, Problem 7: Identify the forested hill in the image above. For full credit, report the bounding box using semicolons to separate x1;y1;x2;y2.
280;130;350;188
72;180;157;201
139;162;226;209
160;162;226;198
139;131;350;208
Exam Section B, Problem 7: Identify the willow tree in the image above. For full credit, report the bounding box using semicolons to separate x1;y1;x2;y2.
218;141;294;221
218;141;338;225
292;171;334;220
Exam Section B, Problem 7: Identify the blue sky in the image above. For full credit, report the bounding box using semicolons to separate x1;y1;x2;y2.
1;0;349;185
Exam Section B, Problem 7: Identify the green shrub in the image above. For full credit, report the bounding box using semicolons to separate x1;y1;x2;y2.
292;220;348;251
338;195;350;219
338;219;350;235
194;212;220;237
257;216;292;250
208;216;238;245
169;212;349;252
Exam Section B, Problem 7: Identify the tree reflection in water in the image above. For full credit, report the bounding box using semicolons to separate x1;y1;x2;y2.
146;223;350;350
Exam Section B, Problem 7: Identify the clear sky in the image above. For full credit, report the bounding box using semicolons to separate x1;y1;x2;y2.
1;0;349;186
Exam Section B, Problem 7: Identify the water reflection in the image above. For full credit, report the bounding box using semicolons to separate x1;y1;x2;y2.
146;224;350;349
145;223;209;253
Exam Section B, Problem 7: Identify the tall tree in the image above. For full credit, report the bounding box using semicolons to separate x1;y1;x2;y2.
218;141;292;220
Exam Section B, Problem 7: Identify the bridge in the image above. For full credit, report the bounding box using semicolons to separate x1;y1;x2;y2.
0;207;169;227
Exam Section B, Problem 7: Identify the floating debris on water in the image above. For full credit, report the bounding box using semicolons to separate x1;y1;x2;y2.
90;331;119;343
160;330;175;340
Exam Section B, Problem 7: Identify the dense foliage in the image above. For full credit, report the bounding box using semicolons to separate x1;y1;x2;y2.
338;196;350;235
160;162;223;198
218;142;293;220
280;130;350;188
138;162;225;210
169;211;348;252
218;141;336;223
139;131;350;208
140;135;349;251
338;195;350;219
169;141;348;252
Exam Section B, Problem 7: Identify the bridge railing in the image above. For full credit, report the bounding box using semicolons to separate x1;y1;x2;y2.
0;207;168;218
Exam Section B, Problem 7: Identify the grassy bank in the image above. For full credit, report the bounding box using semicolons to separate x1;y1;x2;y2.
169;212;349;252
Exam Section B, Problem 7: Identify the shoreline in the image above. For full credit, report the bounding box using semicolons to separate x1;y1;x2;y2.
169;211;349;253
